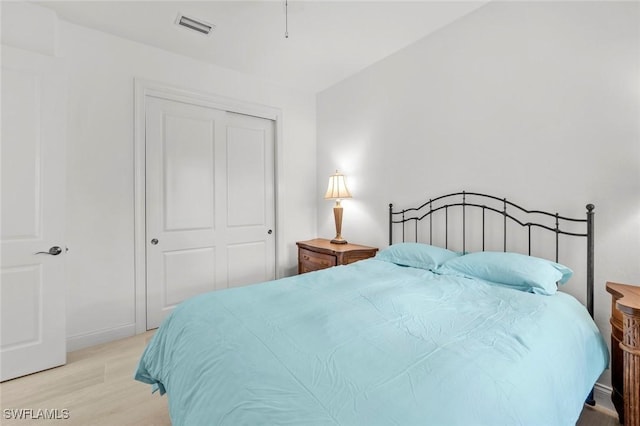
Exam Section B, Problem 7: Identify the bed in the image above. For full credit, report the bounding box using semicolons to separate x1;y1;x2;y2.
135;191;609;425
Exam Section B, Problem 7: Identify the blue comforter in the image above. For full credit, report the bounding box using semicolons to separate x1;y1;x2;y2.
135;259;608;425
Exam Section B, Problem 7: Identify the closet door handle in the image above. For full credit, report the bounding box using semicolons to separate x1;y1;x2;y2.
150;239;159;245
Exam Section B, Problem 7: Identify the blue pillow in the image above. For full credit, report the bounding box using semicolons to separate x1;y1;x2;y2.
436;251;573;295
375;243;461;271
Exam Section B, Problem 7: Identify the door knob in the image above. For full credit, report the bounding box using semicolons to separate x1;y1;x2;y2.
150;238;159;245
267;230;273;235
35;246;63;256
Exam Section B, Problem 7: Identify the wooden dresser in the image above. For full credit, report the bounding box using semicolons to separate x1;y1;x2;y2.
606;281;640;426
296;239;378;274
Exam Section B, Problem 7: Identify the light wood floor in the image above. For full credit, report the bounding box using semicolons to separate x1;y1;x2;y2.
0;331;169;425
0;331;621;425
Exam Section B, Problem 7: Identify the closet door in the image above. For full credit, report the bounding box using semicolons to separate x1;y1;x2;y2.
145;97;275;329
224;112;275;289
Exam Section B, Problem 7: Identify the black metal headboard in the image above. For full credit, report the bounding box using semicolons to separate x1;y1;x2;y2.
388;191;595;318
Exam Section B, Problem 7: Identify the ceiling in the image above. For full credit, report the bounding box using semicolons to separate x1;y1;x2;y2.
34;1;489;93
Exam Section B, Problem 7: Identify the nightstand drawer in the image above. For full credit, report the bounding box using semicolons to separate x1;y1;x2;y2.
299;248;336;272
296;239;378;275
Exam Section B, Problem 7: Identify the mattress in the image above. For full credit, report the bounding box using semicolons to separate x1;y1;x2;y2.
135;258;608;426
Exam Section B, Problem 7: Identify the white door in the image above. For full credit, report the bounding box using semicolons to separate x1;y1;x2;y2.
0;47;67;381
145;97;275;329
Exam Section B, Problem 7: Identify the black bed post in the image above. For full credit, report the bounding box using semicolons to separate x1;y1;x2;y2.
389;204;393;246
585;203;595;408
586;204;595;319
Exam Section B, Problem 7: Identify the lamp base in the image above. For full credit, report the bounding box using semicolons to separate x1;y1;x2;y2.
331;202;347;244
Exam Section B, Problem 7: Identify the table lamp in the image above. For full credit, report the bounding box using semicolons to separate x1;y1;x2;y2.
324;171;352;244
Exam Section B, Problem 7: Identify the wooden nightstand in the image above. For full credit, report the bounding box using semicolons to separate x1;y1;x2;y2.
296;238;378;274
606;282;640;426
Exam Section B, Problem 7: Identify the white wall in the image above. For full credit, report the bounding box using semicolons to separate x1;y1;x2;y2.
317;0;640;393
2;2;317;351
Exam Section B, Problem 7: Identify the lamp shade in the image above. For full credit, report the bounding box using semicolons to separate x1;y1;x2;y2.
324;171;352;200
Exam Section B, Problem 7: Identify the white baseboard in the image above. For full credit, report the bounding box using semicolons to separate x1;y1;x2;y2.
593;382;616;414
66;323;136;352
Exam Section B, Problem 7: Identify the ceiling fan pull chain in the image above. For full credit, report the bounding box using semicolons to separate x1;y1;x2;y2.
285;0;289;39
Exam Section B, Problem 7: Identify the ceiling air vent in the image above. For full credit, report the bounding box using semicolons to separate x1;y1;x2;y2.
175;14;215;35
